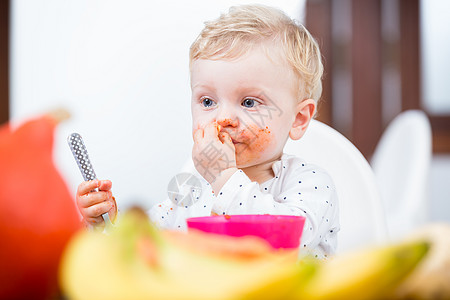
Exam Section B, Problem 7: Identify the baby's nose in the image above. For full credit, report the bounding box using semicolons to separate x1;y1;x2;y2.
217;117;239;128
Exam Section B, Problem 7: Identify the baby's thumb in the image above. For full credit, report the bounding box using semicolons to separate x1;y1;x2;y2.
108;196;118;224
220;132;234;149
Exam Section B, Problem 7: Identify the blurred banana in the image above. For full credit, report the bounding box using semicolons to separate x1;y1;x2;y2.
294;240;429;300
393;223;450;300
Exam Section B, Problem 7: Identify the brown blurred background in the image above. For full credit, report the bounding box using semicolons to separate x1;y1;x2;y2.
304;0;450;158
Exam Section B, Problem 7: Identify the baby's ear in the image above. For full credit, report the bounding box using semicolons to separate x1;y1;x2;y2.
289;99;316;140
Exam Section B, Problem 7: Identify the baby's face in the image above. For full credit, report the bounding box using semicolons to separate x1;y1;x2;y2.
190;46;299;168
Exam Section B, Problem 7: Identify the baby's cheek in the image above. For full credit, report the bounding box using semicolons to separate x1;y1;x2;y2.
246;126;272;152
236;126;273;166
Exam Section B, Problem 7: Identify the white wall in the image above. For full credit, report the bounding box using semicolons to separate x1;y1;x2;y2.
10;0;304;211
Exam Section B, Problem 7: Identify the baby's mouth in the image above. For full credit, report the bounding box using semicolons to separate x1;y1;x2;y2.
220;128;253;146
222;131;240;144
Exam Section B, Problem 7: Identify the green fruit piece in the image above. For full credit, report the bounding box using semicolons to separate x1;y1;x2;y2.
296;241;430;300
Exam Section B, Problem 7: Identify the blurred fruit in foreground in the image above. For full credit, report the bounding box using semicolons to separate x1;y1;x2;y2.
393;223;450;300
60;207;316;300
295;240;430;300
60;206;435;300
0;113;81;299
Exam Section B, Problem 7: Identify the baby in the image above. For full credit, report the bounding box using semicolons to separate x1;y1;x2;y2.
76;4;339;258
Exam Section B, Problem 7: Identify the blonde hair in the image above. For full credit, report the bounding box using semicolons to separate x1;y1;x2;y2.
189;4;324;102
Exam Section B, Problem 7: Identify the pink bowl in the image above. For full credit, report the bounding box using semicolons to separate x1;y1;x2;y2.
186;214;305;249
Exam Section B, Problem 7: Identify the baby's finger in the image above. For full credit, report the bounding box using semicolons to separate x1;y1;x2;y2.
107;197;118;224
220;132;235;154
84;216;105;227
84;201;114;219
98;180;112;192
77;179;100;196
221;131;234;148
78;190;112;208
204;122;220;140
193;128;204;144
218;132;226;143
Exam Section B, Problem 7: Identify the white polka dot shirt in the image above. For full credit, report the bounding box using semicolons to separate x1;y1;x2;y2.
148;153;340;258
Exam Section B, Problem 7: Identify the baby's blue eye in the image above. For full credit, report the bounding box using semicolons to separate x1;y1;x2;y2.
242;98;256;108
202;98;215;108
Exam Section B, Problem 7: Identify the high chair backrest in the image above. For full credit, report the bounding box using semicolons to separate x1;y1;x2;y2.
370;110;432;240
284;119;388;253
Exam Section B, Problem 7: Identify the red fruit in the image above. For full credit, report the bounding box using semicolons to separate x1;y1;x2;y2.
0;116;81;300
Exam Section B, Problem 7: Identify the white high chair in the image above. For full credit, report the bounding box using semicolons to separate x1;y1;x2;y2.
284;119;388;253
370;110;432;240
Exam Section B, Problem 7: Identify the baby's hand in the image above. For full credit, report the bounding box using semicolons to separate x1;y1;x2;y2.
76;179;117;229
193;122;237;192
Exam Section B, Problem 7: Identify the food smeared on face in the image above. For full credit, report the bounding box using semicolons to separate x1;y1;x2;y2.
221;123;273;167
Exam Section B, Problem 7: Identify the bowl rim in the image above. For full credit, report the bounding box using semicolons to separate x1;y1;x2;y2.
186;214;306;225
